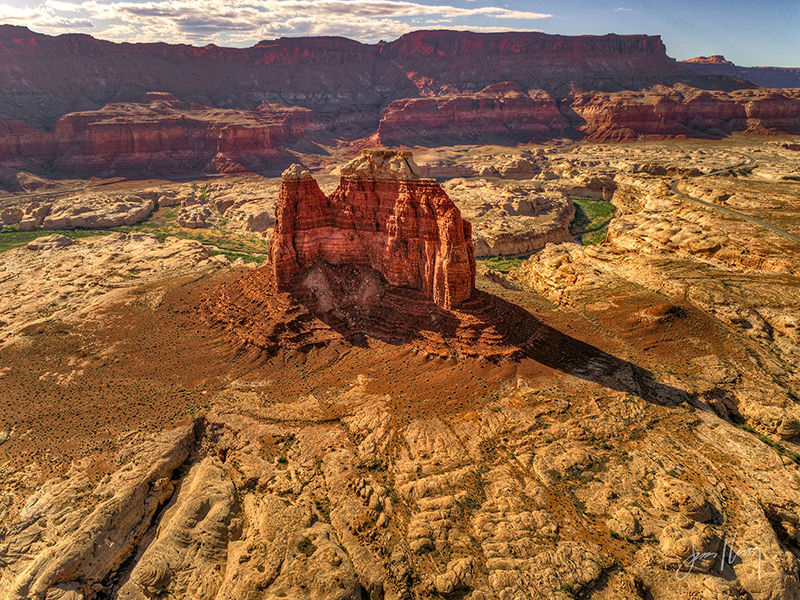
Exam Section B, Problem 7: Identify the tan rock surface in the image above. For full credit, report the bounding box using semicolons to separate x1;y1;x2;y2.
0;425;195;600
0;232;229;344
1;138;800;600
443;178;574;257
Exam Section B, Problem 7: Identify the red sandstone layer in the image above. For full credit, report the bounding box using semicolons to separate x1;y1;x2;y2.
202;260;532;360
569;85;800;141
378;85;567;145
1;94;315;176
270;151;476;310
681;56;800;90
1;26;796;175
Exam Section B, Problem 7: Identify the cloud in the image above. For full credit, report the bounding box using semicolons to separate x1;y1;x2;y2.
0;2;93;27
614;7;632;11
5;0;551;44
44;0;86;11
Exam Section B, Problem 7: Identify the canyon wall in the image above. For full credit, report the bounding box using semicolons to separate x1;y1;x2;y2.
569;85;800;142
0;26;700;129
378;84;569;145
270;150;476;309
1;26;797;176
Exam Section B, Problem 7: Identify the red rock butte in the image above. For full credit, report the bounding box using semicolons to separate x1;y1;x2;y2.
269;150;476;309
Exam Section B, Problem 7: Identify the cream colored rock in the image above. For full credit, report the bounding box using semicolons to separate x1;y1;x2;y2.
659;515;721;573
176;203;220;229
443;178;574;257
117;456;239;600
0;425;195;600
0;232;226;344
653;477;712;522
25;234;73;251
339;149;420;180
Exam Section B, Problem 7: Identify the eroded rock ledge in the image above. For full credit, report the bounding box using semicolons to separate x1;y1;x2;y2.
269;150;476;310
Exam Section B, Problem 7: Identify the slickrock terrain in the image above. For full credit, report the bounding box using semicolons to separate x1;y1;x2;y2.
270;150;475;309
1;138;800;600
0;231;233;344
442;177;575;257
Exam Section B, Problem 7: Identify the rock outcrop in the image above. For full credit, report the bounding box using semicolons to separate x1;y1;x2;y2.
570;85;800;141
0;425;196;600
2;95;313;176
378;85;568;146
442;177;575;257
270;150;476;309
0;231;233;344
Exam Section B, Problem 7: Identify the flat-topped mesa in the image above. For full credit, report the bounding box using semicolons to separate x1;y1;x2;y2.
270;150;476;309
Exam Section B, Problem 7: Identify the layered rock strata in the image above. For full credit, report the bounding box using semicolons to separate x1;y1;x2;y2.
570;85;800;141
269;150;476;309
378;84;568;145
0;95;313;176
0;26;779;176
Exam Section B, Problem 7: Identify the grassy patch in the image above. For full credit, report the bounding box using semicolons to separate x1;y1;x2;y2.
479;255;527;273
114;219;269;256
0;227;109;254
297;537;317;557
0;205;269;261
314;497;332;523
569;196;614;245
580;227;609;245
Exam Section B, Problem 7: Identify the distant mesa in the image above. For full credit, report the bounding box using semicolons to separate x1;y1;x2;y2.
4;27;800;177
680;56;800;89
683;55;734;65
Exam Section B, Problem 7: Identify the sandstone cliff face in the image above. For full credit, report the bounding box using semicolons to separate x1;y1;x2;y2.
570;85;800;141
0;25;405;130
378;85;567;146
378;30;689;97
379;83;800;147
1;94;314;176
0;27;791;177
0;119;55;167
270;150;476;309
0;26;698;130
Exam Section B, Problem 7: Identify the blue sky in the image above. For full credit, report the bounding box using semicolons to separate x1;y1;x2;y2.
0;0;797;67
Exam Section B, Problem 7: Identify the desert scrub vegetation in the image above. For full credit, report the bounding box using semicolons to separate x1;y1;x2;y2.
114;205;269;260
0;200;269;262
739;424;800;464
479;254;527;273
0;226;110;254
569;196;615;245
